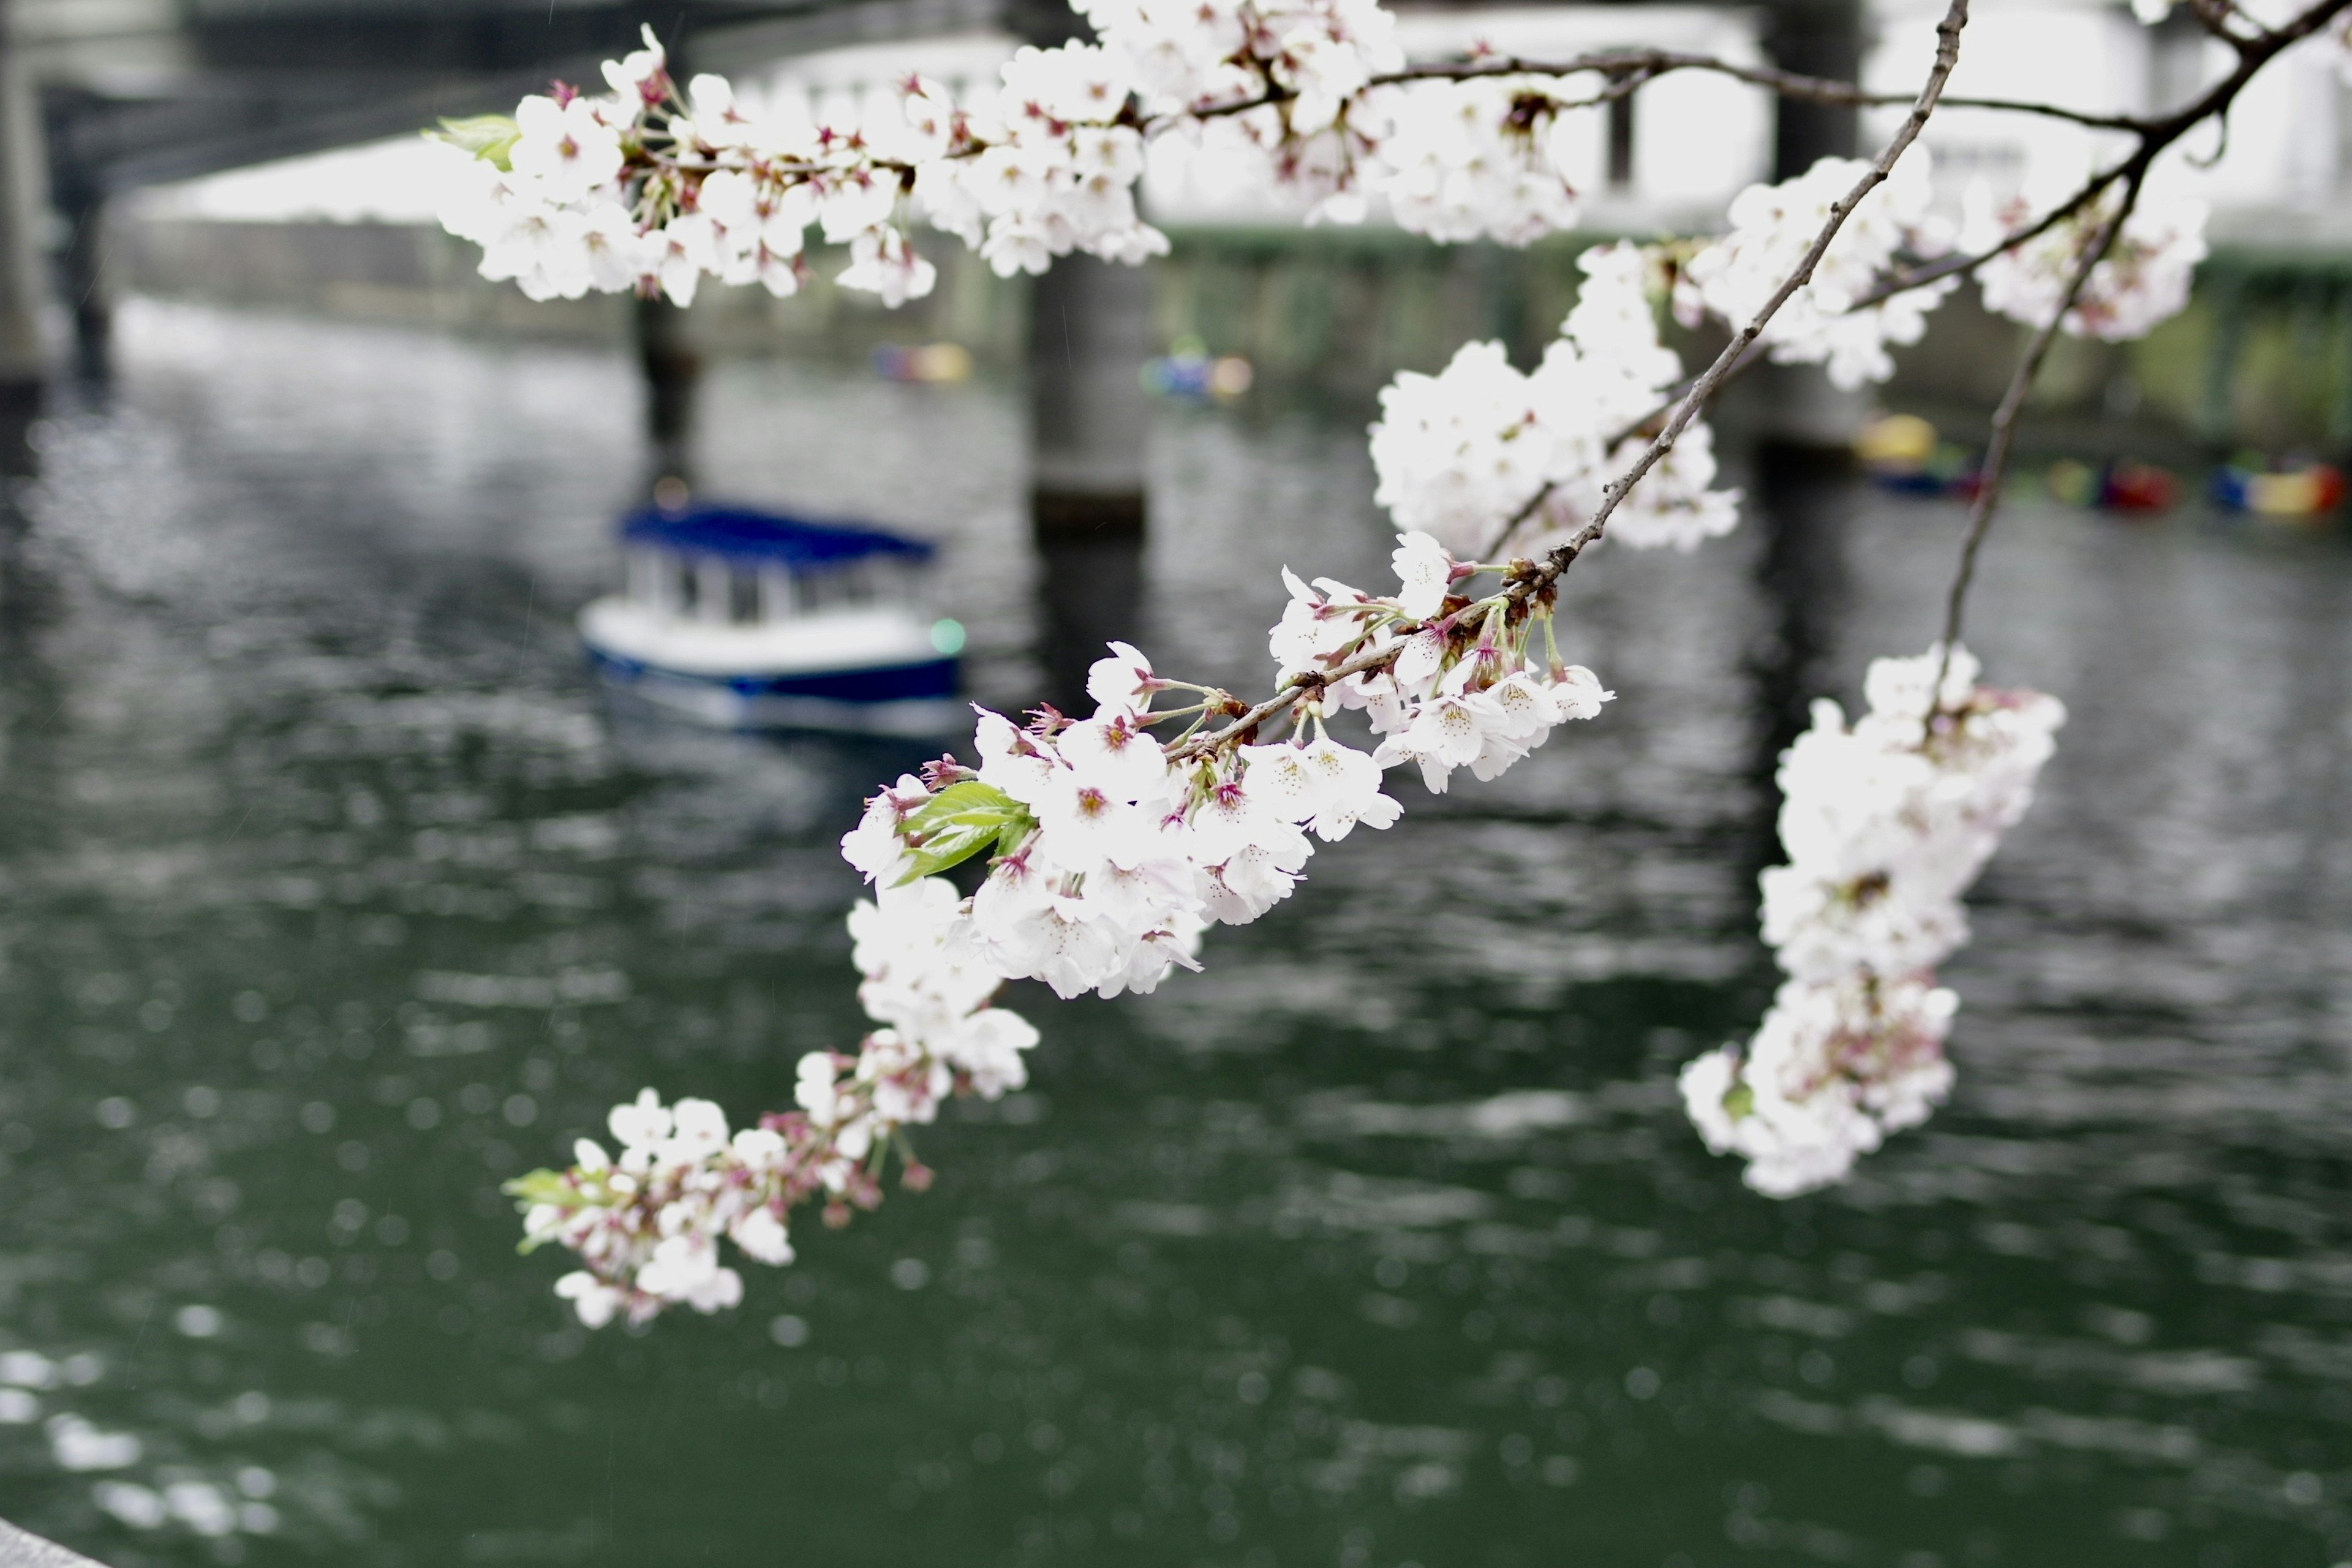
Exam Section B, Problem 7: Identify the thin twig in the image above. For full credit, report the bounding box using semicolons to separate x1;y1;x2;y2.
1167;45;2133;134
1927;169;2144;715
1373;51;2143;132
1847;168;2125;311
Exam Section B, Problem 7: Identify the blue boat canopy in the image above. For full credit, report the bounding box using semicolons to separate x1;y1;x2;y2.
621;503;937;570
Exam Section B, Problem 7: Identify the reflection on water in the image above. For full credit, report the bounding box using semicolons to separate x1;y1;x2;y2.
0;299;2348;1567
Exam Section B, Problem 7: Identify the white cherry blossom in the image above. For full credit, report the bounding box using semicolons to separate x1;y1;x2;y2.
507;94;624;202
1390;530;1455;619
1368;77;1583;246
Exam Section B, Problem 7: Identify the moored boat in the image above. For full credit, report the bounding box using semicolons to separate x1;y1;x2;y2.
578;502;965;733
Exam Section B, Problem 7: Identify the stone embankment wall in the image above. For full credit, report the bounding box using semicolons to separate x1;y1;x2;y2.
106;214;2352;457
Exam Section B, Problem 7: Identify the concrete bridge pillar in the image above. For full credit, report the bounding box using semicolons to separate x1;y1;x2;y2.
1007;0;1155;706
636;294;698;497
50;153;107;387
0;0;50;431
1028;253;1152;704
1740;0;1869;791
1763;0;1861;179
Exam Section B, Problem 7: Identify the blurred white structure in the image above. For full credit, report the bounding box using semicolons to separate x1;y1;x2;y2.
1870;0;2351;239
126;0;2352;241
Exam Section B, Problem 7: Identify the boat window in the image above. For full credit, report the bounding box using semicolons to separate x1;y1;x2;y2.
758;566;796;622
673;557;700;616
627;549;666;609
729;568;761;625
694;558;731;624
791;561;889;611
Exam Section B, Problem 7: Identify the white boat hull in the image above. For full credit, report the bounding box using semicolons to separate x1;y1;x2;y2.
578;597;962;735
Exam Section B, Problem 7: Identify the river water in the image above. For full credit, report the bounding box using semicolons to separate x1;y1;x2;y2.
0;299;2347;1568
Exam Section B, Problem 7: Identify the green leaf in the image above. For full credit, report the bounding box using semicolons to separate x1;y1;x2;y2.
503;1168;577;1208
429;115;522;172
896;781;1035;883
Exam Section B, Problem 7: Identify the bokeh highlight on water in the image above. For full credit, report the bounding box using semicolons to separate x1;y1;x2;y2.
0;300;2346;1567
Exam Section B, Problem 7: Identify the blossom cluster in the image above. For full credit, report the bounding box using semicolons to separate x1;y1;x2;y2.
1971;184;2208;342
1678;646;2064;1196
1353;76;1585;243
1049;0;1589;238
517;1090;790;1329
1072;0;1398;224
1676;149;1957;390
513;888;1039;1327
1370;242;1740;558
837;530;1610;1006
903;45;1172;279
435;26;1171;309
1076;0;1402;127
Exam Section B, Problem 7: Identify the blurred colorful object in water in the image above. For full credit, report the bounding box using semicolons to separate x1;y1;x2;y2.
1860;416;2180;514
1143;336;1253;402
2046;458;2178;514
2209;459;2346;518
1854;413;1977;497
872;342;973;384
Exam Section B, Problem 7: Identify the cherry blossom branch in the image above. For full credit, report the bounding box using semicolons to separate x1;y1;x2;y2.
1513;0;1971;582
451;0;2352;1289
1479;0;2345;563
1163;639;1404;763
1183;0;1972;764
